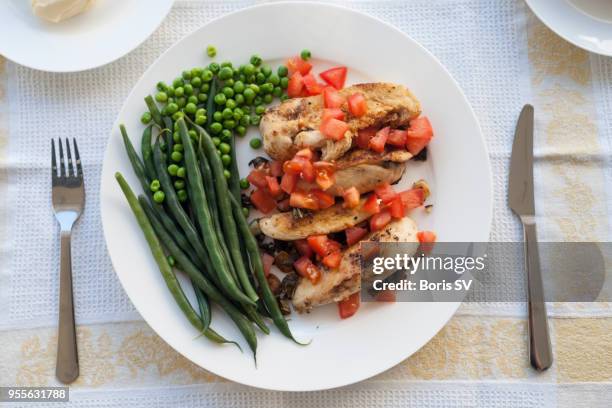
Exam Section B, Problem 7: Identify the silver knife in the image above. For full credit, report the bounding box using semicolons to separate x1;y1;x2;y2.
508;104;553;371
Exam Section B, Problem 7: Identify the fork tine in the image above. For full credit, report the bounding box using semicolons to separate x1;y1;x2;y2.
51;139;58;179
58;138;66;178
65;138;74;177
73;138;83;178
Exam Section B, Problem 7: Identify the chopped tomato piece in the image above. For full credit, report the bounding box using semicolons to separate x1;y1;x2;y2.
370;209;392;231
311;189;335;209
363;194;380;214
265;176;281;197
283;159;302;175
322;108;345;122
368;126;389;153
338;292;360;319
356;126;377;149
290;189;319;210
287;72;304;98
375;290;396;302
313;161;335;190
374;182;398;204
417;230;437;254
276;198;291;212
286;56;312;75
342;186;360;209
262;253;274;277
295;148;313;160
307;235;330;258
320;117;349;141
345;226;368;246
387;129;408;146
322;86;345;108
280;172;298;194
406;137;431;156
251;188;277;214
399;188;425;212
302;73;322;95
269;160;283;177
347;92;367;117
294;239;314;258
247;169;269;189
294;256;322;284
406;116;433;155
322;251;342;269
300;159;315;182
319;66;347;90
283;155;315;182
388;196;405;219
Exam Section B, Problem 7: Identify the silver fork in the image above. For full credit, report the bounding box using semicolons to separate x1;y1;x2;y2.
51;138;84;384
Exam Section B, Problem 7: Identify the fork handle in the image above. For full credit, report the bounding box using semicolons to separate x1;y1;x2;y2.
523;220;553;371
56;231;79;383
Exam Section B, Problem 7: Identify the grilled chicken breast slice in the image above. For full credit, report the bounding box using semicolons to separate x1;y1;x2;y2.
292;217;419;313
261;83;421;161
259;199;370;241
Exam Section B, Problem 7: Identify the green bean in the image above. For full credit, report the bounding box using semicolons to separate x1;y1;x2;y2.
192;122;259;302
243;304;270;334
206;78;218;133
115;173;235;346
194;285;211;330
139;195;257;355
229;194;306;344
141;125;156;181
120;124;150;192
144;95;164;127
227;132;241;202
177;119;255;306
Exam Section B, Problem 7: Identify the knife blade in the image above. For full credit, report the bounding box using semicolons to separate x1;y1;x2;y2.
508;104;553;371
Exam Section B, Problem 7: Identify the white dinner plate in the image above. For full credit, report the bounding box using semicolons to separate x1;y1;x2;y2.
100;2;492;391
0;0;174;72
526;0;612;56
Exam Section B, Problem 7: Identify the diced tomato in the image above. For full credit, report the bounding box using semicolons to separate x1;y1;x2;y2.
356;126;377;149
265;176;281;197
302;73;322;95
338;292;360;319
300;159;315;182
294;256;322;284
345;226;368;246
262;253;274;277
247;169;268;189
294;239;314;258
388;196;405;219
322;86;345;108
368;126;389;153
347;92;367;117
375;290;396;302
307;235;330;258
290;189;319;210
277;198;291;212
374;182;397;204
251;188;277;214
320;117;349;141
319;66;347;90
387;129;408;146
417;230;437;254
399;188;425;212
295;148;314;160
269;160;283;177
280;172;298;194
363;194;380;214
342;186;360;209
322;108;345;122
313;161;335;190
406;116;433;155
311;189;335;209
370;209;392;231
322;251;342;269
283;155;315;182
283;159;301;175
287;72;304;98
286;56;312;75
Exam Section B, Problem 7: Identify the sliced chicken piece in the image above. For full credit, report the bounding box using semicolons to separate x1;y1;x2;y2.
259;199;370;241
293;217;419;313
297;149;412;196
261;83;421;161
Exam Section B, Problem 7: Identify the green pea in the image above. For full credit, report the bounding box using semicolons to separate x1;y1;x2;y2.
235;94;245;106
233;111;243;121
239;115;250;127
155;91;168;103
218;66;233;80
159;140;167;152
173;77;184;88
253;96;263;106
214;93;227;105
212;136;221;146
261;64;272;77
249;84;260;94
250;114;261;125
174;87;184;97
260;83;273;94
173;143;184;152
156;81;168;92
255;105;266;115
238;74;246;82
177;189;188;202
201;83;210;93
263;94;273;104
183;84;193;95
242;207;250;217
191;67;203;77
280;93;289;101
167;255;176;266
174;179;185;190
225;99;236;109
223;169;231;179
140;111;152;124
209;62;220;74
225;78;234;87
185;102;197;114
202;69;214;82
246;74;256;84
239;178;250;189
280;77;289;89
223;119;236;129
150;179;161;192
250;55;262;66
182;70;192;80
236;125;247;136
222;108;233;120
173;131;180;143
301;49;311;60
206;45;217;57
243;87;255;100
222;87;234;98
220;61;233;68
171;151;183;162
168;164;179;176
197;93;208;102
213;111;223;122
166;87;175;97
189;77;201;89
195;108;206;117
210;122;223;134
153;190;166;203
188;130;197;140
272;86;282;97
175;97;186;108
172;111;184;121
195;115;207;125
187;95;198;104
277;65;288;77
221;129;232;141
244;63;255;75
233;81;245;94
176;167;186;178
219;142;231;154
221;154;232;167
249;138;262;149
268;74;280;86
256;72;266;84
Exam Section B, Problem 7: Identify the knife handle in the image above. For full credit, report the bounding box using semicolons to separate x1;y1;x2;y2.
523;219;553;371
